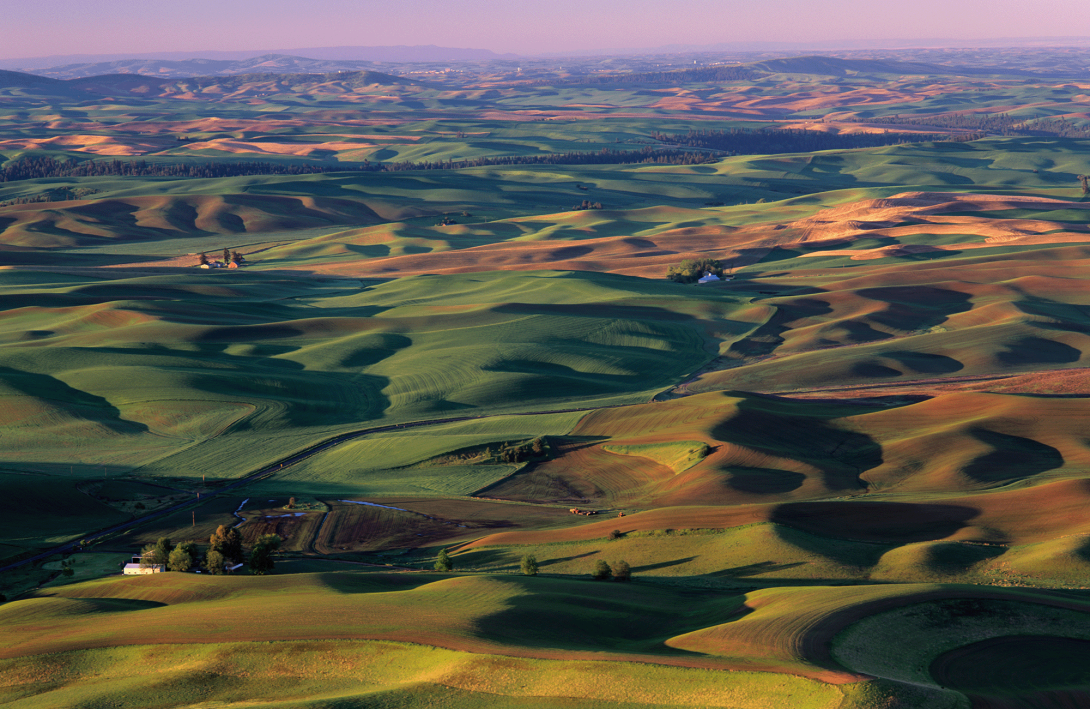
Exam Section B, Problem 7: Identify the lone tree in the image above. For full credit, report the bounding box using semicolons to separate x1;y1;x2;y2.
609;529;623;541
249;534;281;575
198;252;209;266
592;559;612;580
222;247;231;263
1079;175;1090;195
520;554;539;576
612;560;631;582
434;548;453;572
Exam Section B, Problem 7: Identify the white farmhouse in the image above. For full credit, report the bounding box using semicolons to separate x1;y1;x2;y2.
123;555;163;575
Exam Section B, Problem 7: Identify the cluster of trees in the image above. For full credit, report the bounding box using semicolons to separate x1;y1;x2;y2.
853;113;1090;138
0;186;99;207
139;526;281;575
651;127;965;156
432;437;551;467
666;258;725;284
0;149;716;187
198;249;244;265
592;559;631;581
571;200;603;211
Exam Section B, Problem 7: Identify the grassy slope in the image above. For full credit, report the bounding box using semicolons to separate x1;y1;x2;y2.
5;572;1087;708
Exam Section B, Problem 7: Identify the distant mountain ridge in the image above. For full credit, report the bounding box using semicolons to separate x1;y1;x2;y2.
0;67;421;97
0;69;60;87
746;55;1073;78
0;46;518;78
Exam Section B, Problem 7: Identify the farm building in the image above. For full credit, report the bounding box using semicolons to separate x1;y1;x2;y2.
123;555;164;575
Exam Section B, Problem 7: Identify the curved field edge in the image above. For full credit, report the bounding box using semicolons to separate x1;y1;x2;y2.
831;591;1090;689
0;639;864;709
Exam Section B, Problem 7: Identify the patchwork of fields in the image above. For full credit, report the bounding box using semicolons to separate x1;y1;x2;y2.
3;51;1090;708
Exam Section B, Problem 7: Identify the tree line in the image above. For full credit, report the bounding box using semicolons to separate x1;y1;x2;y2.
650;127;979;155
0;149;716;186
380;147;716;171
0;156;372;183
851;113;1090;138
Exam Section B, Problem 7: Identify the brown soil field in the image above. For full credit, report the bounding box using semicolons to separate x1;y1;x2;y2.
312;498;583;553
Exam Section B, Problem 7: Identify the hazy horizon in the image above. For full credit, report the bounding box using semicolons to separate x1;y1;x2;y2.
5;0;1090;62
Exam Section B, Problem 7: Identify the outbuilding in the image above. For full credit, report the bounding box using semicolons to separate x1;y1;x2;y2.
123;555;163;575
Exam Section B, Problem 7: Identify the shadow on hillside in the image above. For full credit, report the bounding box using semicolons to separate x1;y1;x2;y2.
710;560;807;578
727;296;833;358
771;501;979;545
315;572;434;595
468;576;732;655
817;319;892;346
725;467;806;494
883;350;964;374
856;285;973;332
1076;537;1090;565
997;336;1082;366
633;556;697;573
961;428;1064;483
710;395;881;492
0;365;148;435
541;551;598;568
0;462;134;478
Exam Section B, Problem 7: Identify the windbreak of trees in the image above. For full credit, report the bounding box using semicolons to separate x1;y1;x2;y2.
381;147;717;171
852;113;1090;138
651;127;980;155
0;149;717;186
0;156;372;183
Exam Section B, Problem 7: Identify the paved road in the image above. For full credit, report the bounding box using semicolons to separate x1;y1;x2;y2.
0;404;622;575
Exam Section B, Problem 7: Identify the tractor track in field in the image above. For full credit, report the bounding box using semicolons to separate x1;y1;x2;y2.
0;402;633;575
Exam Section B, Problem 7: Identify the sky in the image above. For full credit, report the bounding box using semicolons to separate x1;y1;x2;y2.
5;0;1090;61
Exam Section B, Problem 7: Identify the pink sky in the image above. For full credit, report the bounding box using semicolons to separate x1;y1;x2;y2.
5;0;1090;60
